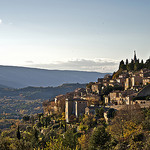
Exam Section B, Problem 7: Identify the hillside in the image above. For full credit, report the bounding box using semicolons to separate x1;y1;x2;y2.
0;65;108;88
0;83;86;100
0;83;87;118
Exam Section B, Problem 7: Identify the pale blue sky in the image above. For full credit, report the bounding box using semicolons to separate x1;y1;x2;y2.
0;0;150;72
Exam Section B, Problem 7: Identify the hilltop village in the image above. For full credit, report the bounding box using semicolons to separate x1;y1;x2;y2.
43;51;150;123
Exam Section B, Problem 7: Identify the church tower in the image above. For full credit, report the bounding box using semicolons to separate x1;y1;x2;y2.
134;50;137;63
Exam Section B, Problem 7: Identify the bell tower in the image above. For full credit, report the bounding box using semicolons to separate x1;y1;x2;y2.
134;50;137;63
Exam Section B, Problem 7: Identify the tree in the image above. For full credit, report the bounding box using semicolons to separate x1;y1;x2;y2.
107;108;115;118
141;59;144;64
101;86;113;95
127;62;134;71
134;61;140;71
119;60;126;70
38;113;43;122
17;126;21;140
33;128;38;140
95;107;104;118
145;58;150;69
112;69;123;79
108;104;144;142
45;137;71;150
0;137;12;150
30;115;34;127
78;134;89;150
23;115;30;122
62;129;77;149
89;125;110;150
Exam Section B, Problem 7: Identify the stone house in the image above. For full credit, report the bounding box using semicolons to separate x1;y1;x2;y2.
125;77;132;90
109;79;121;87
110;90;123;105
104;96;110;104
139;69;150;78
143;77;150;85
85;105;101;115
91;83;102;94
131;75;142;87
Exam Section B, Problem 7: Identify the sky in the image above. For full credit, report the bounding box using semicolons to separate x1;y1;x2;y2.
0;0;150;73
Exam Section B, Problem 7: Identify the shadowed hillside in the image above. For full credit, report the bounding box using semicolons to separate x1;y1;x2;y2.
0;65;109;88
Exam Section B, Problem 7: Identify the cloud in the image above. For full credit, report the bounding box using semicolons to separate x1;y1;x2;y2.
25;61;34;64
29;58;119;73
0;19;2;24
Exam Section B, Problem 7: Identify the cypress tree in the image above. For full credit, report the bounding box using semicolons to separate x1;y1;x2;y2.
17;126;21;140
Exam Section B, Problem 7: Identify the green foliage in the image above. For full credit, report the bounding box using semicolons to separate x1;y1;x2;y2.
79;115;96;132
134;61;143;71
0;137;33;150
45;137;72;150
89;125;110;150
119;60;126;70
11;139;32;150
102;85;123;96
23;115;30;122
132;133;144;142
0;137;12;150
33;128;39;140
17;126;21;140
36;121;42;128
101;86;113;95
107;108;116;118
126;59;129;65
1;102;150;150
95;107;104;118
112;69;123;79
62;129;77;149
145;58;150;69
127;62;134;71
116;57;150;73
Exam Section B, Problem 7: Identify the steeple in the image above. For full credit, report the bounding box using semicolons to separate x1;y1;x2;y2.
134;50;137;63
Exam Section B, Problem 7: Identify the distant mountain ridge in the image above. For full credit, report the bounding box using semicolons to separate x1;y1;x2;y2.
0;65;110;88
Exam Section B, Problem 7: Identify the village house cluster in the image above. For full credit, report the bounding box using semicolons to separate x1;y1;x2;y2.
43;52;150;122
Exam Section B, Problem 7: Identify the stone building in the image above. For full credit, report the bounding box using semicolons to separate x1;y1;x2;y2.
125;78;132;90
85;105;101;115
143;77;150;85
55;95;66;113
110;91;123;105
65;98;87;122
131;75;142;87
104;96;110;104
139;69;150;78
91;83;102;94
